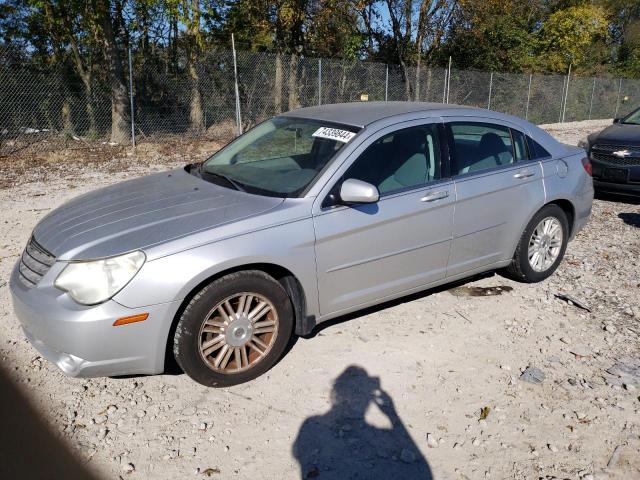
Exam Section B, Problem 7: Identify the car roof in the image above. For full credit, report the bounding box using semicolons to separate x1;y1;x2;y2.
282;101;570;162
283;102;473;128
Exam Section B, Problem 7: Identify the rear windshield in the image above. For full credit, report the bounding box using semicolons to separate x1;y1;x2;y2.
203;117;360;197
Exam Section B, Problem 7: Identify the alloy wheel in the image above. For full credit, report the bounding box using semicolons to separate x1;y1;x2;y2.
198;292;279;373
528;216;563;272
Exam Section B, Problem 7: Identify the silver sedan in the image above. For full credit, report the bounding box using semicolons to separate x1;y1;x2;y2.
10;102;594;386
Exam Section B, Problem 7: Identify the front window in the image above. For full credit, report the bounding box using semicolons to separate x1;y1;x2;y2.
342;124;441;196
202;117;360;197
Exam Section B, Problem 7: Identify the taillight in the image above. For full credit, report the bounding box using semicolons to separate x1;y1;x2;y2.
581;157;592;176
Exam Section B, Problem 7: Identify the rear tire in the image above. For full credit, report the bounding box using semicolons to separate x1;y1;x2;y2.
503;204;569;283
173;271;294;387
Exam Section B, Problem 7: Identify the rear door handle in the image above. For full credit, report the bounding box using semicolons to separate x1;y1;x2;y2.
513;169;535;179
421;190;449;202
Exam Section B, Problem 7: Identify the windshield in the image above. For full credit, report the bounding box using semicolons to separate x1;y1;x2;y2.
202;117;360;197
622;108;640;125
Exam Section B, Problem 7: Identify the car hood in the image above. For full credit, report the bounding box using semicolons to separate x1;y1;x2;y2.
33;168;283;261
592;124;640;146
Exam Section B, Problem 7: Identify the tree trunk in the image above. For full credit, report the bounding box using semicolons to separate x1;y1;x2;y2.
68;40;97;136
188;61;203;133
414;0;430;101
62;99;74;136
85;97;97;137
186;0;204;133
95;0;129;144
425;68;433;102
274;53;283;113
288;54;299;110
415;60;422;101
400;60;411;101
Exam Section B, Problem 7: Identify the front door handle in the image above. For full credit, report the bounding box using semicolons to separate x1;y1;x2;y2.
421;190;449;202
514;169;535;179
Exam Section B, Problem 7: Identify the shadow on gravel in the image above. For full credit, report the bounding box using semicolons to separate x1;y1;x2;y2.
618;212;640;228
0;366;100;480
304;271;494;338
595;191;640;205
293;366;432;480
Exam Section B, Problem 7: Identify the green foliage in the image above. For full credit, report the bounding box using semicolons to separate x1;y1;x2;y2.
536;4;609;72
0;0;638;88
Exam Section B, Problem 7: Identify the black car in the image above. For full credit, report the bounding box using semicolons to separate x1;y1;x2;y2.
581;107;640;196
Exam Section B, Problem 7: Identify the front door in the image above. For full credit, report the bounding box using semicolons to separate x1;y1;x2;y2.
313;121;454;316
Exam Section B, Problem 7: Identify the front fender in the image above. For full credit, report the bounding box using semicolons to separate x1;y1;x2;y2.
113;217;319;317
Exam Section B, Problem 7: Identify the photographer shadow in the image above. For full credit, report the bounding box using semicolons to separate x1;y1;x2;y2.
292;365;432;479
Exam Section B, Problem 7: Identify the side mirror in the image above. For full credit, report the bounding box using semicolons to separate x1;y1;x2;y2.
340;179;379;204
613;118;622;124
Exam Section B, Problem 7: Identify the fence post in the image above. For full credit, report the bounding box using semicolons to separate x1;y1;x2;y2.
385;65;389;101
614;78;623;119
561;64;571;123
559;76;566;123
442;68;447;103
127;47;136;148
231;33;242;136
525;74;532;120
588;78;596;120
446;56;452;104
487;72;493;110
318;58;322;106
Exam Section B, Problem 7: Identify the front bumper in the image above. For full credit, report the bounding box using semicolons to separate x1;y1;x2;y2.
592;159;640;196
9;262;181;378
593;178;640;196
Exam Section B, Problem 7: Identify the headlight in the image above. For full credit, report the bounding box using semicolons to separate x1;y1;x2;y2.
54;251;146;305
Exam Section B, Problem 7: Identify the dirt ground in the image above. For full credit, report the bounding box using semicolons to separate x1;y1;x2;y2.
1;118;639;480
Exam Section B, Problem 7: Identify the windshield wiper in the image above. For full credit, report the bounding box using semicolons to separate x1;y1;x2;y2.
202;168;246;192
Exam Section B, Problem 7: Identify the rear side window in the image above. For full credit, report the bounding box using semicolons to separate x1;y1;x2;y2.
448;122;515;175
526;136;551;159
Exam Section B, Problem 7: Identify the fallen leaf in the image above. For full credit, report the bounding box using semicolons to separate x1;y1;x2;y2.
479;406;490;421
201;468;220;476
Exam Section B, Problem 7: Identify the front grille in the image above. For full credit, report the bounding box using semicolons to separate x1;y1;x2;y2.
591;144;640;167
18;237;56;288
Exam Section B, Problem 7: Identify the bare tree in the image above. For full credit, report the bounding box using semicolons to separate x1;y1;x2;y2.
94;0;129;144
415;0;456;100
185;0;204;133
274;53;284;113
385;0;456;100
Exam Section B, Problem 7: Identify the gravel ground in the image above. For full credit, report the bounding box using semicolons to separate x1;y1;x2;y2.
0;118;639;479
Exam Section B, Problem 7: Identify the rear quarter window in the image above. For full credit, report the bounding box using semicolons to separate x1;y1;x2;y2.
526;136;552;159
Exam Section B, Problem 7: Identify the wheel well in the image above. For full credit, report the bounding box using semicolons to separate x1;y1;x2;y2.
163;263;310;373
547;199;575;237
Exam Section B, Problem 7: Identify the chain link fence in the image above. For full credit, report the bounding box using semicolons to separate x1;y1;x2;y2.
1;45;639;158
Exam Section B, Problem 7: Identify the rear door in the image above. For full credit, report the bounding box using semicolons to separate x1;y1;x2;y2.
312;120;454;315
445;119;545;277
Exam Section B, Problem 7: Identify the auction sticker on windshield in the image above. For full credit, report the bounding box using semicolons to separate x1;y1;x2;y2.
312;127;356;143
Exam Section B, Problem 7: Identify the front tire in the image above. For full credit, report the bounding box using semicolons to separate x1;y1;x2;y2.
504;204;569;283
173;271;294;387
